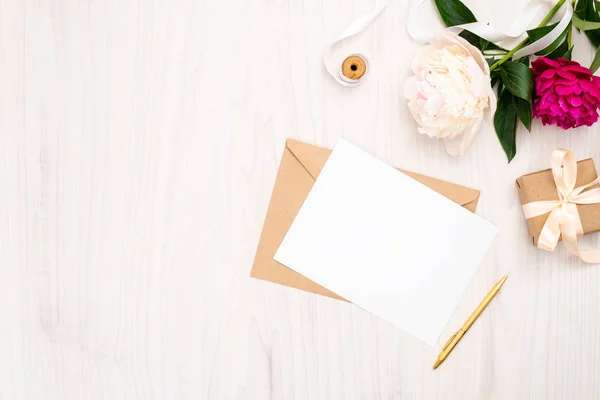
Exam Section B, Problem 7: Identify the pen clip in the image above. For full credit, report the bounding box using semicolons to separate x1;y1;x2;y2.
442;332;457;352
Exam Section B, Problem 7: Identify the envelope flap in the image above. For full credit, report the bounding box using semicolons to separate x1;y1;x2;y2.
401;170;481;207
286;139;330;180
286;138;480;207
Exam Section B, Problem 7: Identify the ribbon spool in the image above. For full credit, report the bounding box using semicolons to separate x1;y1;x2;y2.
341;55;368;83
323;0;388;87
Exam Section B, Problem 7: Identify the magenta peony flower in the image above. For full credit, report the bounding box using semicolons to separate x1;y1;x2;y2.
532;57;600;130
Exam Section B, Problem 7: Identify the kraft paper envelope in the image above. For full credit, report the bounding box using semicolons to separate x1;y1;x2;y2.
250;139;481;301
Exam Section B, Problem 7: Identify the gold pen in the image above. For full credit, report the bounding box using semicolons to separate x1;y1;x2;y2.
433;275;508;370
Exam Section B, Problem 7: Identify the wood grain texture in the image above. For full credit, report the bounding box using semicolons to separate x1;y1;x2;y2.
2;0;600;398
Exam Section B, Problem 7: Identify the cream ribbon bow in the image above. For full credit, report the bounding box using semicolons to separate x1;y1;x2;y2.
523;149;600;263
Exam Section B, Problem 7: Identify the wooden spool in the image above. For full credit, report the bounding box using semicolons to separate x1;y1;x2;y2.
341;55;367;81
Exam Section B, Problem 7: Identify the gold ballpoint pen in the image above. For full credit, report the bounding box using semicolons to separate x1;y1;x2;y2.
433;275;508;370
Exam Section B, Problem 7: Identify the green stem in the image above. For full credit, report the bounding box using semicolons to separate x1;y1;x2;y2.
566;0;575;48
489;0;567;72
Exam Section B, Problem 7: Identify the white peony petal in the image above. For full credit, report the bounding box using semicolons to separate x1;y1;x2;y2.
443;136;463;156
404;31;494;151
404;76;420;99
487;85;497;117
443;31;489;74
407;102;427;130
444;116;484;155
424;93;444;116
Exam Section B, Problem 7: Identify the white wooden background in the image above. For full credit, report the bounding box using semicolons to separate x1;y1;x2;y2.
2;0;600;398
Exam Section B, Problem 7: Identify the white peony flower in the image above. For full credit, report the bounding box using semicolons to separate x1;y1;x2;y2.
404;31;496;156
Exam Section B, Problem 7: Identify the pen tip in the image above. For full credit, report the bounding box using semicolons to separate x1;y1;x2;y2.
433;360;441;370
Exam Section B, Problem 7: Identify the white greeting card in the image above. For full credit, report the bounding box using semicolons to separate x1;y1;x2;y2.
274;139;497;345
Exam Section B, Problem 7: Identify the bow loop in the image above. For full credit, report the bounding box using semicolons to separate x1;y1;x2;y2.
522;149;600;263
522;200;560;219
551;148;577;199
573;187;600;204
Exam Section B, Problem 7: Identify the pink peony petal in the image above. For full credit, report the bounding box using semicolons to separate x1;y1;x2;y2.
538;78;554;92
527;58;600;129
563;64;593;76
549;104;563;115
557;58;580;68
555;70;577;80
567;96;583;107
532;57;560;75
545;93;558;104
583;92;600;106
555;83;579;95
539;69;557;79
581;79;600;101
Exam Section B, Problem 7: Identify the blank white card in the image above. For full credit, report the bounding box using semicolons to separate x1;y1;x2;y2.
274;140;497;345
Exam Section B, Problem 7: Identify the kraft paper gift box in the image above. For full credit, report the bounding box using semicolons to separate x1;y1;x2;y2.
250;139;482;301
516;158;600;246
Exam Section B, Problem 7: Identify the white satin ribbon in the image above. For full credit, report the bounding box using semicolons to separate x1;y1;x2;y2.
406;0;446;44
513;0;572;58
522;149;600;264
324;0;388;86
406;0;572;59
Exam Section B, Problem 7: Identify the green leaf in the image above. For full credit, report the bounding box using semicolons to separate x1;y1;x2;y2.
575;0;600;47
540;34;568;56
562;46;573;60
526;23;568;56
491;76;500;91
433;0;502;52
499;62;534;102
458;31;506;52
490;68;501;89
591;46;600;73
505;63;532;131
545;40;569;59
513;97;532;132
434;0;477;27
459;30;484;49
573;13;600;30
494;90;519;162
527;23;558;42
480;40;506;52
